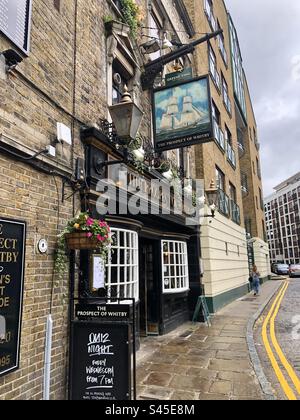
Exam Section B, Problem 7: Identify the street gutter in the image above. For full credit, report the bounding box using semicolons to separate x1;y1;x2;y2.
246;281;284;401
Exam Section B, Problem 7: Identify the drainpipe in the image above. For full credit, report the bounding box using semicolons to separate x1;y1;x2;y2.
43;315;53;400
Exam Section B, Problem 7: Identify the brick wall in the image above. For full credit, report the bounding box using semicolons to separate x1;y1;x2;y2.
0;0;198;400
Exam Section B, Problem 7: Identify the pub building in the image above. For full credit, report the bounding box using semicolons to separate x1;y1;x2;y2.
78;123;203;337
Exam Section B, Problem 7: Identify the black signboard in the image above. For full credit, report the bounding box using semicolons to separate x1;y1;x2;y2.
70;322;131;400
153;75;213;152
0;0;32;54
0;218;26;377
165;68;193;87
75;304;131;321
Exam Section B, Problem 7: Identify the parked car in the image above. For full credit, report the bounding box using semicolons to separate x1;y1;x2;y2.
271;262;277;273
289;264;300;278
274;263;289;275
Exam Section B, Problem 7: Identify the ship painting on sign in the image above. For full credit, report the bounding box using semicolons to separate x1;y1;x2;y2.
154;77;211;145
160;94;208;131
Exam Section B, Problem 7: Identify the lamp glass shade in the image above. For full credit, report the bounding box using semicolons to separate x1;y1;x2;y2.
206;189;218;207
109;101;144;140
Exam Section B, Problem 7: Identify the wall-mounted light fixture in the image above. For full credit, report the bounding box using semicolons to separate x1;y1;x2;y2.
1;49;23;72
204;179;219;218
108;86;144;141
94;87;144;175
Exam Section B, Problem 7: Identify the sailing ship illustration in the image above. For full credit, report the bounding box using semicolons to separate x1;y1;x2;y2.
159;92;208;132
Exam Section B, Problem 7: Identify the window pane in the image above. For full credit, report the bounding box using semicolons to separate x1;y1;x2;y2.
161;240;189;293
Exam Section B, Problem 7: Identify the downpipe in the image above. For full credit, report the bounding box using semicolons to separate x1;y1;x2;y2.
43;315;53;400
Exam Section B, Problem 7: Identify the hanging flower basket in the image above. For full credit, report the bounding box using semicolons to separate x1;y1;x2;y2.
65;232;105;250
54;212;112;280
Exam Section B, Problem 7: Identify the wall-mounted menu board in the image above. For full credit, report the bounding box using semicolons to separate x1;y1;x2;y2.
69;322;131;400
0;0;32;54
0;218;26;377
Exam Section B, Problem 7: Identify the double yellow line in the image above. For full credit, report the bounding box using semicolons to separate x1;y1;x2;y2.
262;281;300;400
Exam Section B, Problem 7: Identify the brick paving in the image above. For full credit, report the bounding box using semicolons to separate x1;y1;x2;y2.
136;281;282;400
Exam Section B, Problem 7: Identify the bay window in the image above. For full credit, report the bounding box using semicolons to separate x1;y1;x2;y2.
106;228;139;301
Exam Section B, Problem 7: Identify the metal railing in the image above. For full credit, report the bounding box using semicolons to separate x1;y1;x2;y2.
217;190;241;225
230;199;241;225
226;142;236;168
218;189;230;217
213;119;225;151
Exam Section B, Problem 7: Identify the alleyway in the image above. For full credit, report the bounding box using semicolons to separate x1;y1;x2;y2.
137;281;283;400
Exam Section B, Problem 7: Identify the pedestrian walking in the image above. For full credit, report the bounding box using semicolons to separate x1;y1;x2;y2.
251;265;261;296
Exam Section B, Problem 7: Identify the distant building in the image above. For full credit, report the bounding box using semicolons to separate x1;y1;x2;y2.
265;173;300;264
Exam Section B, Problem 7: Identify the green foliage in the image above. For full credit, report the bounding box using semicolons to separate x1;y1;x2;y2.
54;212;112;279
128;134;142;151
119;0;141;38
103;15;113;23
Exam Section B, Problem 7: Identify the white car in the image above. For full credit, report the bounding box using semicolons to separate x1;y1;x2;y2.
274;263;289;275
289;264;300;278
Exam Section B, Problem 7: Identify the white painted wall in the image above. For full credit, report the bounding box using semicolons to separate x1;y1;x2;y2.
200;212;249;299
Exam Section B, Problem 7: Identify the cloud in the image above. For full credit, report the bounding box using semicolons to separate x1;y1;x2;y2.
256;96;299;125
291;55;300;81
226;0;300;196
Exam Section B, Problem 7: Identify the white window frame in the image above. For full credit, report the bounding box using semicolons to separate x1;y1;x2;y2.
106;228;139;301
161;240;189;294
209;46;220;90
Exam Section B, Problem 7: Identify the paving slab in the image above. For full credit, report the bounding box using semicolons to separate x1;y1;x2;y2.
136;281;282;400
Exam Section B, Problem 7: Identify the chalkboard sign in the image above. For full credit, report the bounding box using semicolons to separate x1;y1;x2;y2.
0;218;26;377
70;322;131;400
0;0;32;54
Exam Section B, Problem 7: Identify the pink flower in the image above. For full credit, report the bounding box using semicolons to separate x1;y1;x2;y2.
86;217;94;227
86;232;93;238
97;234;105;242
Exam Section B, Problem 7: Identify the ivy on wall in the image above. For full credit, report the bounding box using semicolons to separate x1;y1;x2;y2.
119;0;142;38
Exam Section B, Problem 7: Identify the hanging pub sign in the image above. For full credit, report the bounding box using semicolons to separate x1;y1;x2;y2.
0;0;32;54
69;322;131;401
0;218;26;377
153;75;213;152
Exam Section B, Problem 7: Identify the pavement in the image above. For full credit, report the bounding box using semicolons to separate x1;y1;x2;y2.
136;279;283;400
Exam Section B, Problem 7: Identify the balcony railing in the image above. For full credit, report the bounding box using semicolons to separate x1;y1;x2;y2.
223;90;232;115
226;142;236;168
209;61;221;91
217;190;241;225
230;200;241;225
213;119;225;151
218;35;228;65
218;189;230;217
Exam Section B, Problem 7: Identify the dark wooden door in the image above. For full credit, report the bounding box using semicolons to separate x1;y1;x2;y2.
139;240;160;335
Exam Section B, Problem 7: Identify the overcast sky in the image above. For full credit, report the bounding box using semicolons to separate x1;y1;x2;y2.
225;0;300;197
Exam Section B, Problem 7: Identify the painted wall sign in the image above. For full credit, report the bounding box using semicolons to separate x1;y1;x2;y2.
70;322;131;400
0;218;26;377
153;75;213;152
0;0;32;54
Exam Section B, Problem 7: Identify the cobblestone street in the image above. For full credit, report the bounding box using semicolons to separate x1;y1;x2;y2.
136;281;282;400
